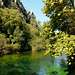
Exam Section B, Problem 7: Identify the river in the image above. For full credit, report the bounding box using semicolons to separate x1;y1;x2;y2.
0;51;69;75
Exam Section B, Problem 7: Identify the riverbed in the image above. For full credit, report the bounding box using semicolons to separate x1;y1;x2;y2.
0;51;68;75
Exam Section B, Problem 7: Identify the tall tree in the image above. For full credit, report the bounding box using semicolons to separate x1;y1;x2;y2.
42;0;75;35
41;0;75;67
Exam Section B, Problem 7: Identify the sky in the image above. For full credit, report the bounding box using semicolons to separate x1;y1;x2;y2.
20;0;49;25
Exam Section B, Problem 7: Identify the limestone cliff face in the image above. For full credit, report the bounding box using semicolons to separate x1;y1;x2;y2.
0;0;35;23
0;0;3;7
0;0;19;8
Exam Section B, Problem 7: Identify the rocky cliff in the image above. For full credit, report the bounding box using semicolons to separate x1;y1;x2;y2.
0;0;35;23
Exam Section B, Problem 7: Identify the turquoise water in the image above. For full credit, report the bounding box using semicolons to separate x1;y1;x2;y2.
0;51;68;75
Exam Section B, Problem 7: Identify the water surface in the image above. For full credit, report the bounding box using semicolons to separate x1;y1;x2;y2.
0;51;68;75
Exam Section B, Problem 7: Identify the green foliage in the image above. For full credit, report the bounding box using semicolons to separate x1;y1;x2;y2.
42;0;75;67
0;8;32;53
0;34;7;54
42;25;75;65
29;25;45;51
42;0;75;35
0;6;43;53
41;21;53;38
28;14;45;51
5;43;21;53
12;26;24;44
41;22;75;64
29;37;45;51
47;32;75;58
47;65;68;75
11;2;18;9
0;33;21;54
0;8;25;35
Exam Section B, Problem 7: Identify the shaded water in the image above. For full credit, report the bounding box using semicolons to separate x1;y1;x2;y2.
0;51;68;75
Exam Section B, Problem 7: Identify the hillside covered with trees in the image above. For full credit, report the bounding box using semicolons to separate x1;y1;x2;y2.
0;0;44;55
0;0;75;75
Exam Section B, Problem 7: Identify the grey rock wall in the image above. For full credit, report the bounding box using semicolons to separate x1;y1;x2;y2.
0;0;3;7
0;0;36;23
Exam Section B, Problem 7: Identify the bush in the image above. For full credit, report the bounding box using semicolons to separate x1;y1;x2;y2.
0;34;21;54
30;37;45;51
0;34;7;54
5;43;21;53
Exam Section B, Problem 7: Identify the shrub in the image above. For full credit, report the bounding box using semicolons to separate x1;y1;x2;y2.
5;43;21;53
30;37;45;51
0;34;7;54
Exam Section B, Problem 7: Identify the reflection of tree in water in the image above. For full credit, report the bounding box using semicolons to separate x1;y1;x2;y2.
60;59;67;68
0;56;32;75
1;52;74;75
48;58;69;75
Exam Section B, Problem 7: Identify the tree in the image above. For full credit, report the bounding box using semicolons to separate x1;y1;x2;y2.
0;8;31;52
12;26;24;44
42;0;75;67
42;0;75;35
0;8;25;35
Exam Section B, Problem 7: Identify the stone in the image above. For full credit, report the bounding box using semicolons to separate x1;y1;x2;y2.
0;0;3;7
0;0;36;23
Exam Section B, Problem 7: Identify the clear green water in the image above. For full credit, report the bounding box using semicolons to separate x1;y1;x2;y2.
0;51;68;75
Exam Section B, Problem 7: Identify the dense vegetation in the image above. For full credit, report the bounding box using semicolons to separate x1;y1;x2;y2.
0;0;75;71
0;6;43;54
41;0;75;73
0;8;29;54
0;0;75;75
